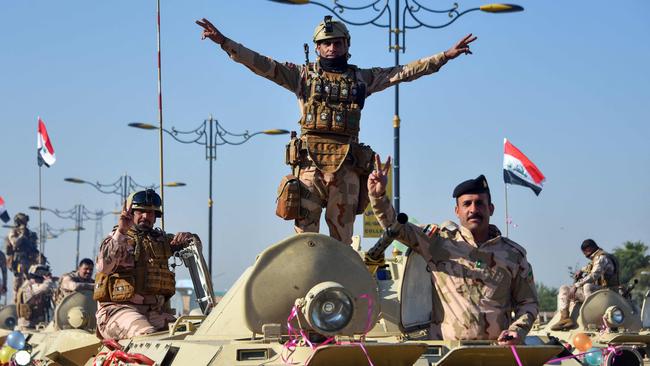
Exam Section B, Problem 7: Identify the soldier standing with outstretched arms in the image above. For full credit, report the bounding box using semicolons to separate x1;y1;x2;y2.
368;155;538;344
196;16;476;245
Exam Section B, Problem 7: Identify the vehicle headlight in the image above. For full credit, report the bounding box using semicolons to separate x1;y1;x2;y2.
302;282;353;336
605;306;625;327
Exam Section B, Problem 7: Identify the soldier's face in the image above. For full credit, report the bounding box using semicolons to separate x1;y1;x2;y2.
316;38;348;59
582;247;595;259
133;209;157;230
78;264;93;279
455;193;494;233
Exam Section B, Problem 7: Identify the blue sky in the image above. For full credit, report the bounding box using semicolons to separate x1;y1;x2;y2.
1;1;648;293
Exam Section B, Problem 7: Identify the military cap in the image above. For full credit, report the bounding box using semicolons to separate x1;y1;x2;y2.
452;175;490;198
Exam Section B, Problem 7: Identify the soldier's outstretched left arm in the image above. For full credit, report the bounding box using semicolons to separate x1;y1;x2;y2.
506;257;539;342
363;34;477;95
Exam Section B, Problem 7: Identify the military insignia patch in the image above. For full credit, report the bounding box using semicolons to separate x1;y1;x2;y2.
423;224;438;238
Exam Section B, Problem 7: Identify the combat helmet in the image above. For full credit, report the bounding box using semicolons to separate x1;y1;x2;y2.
126;189;162;217
13;213;29;226
28;264;50;279
313;15;351;45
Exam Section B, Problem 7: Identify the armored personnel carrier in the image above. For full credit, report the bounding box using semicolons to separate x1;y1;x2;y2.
528;284;650;366
14;233;568;365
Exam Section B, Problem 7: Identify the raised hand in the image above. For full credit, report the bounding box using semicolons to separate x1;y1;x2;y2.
117;201;134;235
196;18;225;45
443;33;477;60
368;154;391;198
170;232;193;248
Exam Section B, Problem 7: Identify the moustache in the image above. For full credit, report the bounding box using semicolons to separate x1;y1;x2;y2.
468;214;483;221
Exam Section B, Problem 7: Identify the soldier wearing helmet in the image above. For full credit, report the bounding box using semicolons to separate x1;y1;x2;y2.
94;189;200;339
196;16;476;245
16;264;56;329
4;212;43;303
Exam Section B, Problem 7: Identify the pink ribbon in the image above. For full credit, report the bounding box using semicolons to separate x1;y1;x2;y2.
510;346;523;366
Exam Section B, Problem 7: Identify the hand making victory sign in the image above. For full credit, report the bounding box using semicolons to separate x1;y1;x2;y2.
368;154;392;198
117;201;134;235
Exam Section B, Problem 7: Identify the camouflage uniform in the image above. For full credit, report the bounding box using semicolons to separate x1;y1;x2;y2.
218;38;449;244
16;277;56;329
54;270;94;305
95;228;177;339
557;248;618;311
371;194;538;340
4;225;40;303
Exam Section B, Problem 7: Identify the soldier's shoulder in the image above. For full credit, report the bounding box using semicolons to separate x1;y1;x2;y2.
501;237;528;257
437;220;460;238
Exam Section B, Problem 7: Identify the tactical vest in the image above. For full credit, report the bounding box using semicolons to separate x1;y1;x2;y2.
16;284;47;324
94;228;176;303
585;249;620;287
300;63;366;139
8;228;39;274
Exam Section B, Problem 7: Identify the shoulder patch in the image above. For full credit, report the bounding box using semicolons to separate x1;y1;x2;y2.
502;237;527;256
422;224;439;238
440;220;458;232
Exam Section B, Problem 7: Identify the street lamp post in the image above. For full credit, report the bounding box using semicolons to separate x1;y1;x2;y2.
129;115;288;275
29;204;109;267
65;175;185;204
270;0;523;213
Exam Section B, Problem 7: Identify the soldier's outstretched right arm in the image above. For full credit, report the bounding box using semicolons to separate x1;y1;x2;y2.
196;18;303;95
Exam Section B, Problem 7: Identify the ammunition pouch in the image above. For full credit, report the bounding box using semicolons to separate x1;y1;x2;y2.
93;272;110;301
276;174;308;220
93;272;136;302
285;134;303;167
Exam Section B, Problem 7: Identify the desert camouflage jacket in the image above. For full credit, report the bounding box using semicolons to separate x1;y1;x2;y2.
218;37;448;119
371;194;538;340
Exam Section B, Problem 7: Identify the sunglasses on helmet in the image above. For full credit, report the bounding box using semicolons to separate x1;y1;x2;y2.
131;189;162;207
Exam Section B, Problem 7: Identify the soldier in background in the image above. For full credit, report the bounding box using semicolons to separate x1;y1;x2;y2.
4;213;42;303
196;17;476;245
95;189;197;339
550;239;619;331
368;155;538;344
16;264;56;329
54;258;94;306
0;250;7;300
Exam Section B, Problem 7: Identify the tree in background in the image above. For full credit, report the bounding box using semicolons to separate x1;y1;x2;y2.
536;283;558;312
613;241;649;306
614;241;649;285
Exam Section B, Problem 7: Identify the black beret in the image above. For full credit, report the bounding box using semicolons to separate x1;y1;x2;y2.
453;174;490;198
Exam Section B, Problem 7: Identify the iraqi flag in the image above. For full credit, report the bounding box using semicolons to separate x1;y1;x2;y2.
503;138;545;195
0;196;9;223
37;117;56;167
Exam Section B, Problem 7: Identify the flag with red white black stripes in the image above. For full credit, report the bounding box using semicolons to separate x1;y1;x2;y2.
37;117;56;167
503;138;545;195
0;196;9;223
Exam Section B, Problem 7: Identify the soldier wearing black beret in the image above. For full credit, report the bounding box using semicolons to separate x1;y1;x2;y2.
368;154;538;344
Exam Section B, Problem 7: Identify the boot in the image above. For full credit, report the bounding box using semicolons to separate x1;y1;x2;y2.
551;309;576;331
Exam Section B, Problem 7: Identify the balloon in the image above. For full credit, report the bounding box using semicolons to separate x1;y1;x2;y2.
584;347;603;366
6;331;25;350
573;332;593;352
0;345;17;363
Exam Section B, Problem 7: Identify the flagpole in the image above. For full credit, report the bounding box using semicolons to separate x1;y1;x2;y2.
504;183;509;238
156;0;165;230
38;164;43;260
